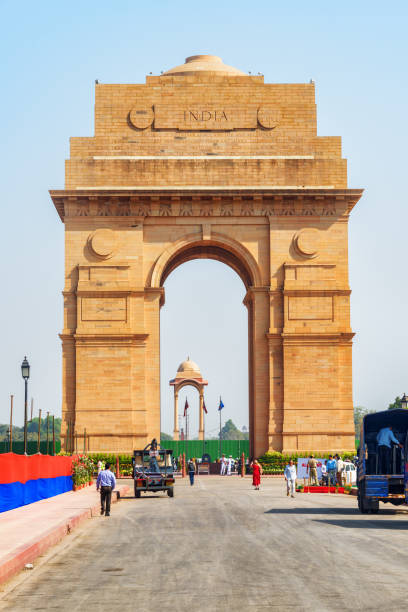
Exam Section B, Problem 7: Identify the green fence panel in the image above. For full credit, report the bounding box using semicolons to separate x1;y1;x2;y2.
0;440;61;455
161;439;249;461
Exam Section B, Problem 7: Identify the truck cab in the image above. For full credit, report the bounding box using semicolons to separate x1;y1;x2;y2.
358;409;408;513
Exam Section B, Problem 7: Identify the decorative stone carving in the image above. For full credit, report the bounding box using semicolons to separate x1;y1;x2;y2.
293;228;321;258
301;206;317;216
199;205;213;216
180;202;193;216
261;203;275;216
135;203;151;217
241;202;254;216
117;202;131;216
97;202;112;216
88;229;118;259
321;203;336;216
279;204;295;216
129;107;154;130
76;201;89;216
257;107;281;129
220;202;233;216
159;203;172;216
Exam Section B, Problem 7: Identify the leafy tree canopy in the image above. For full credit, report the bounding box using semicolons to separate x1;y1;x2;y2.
220;419;247;440
353;406;375;438
0;417;61;441
160;431;173;441
388;396;403;410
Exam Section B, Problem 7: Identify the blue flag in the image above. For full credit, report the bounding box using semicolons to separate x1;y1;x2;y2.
218;397;224;411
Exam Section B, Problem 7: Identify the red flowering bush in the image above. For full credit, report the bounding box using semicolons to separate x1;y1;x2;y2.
72;454;94;486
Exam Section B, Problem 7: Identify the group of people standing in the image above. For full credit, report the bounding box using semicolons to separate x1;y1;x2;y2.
307;454;346;486
219;454;240;476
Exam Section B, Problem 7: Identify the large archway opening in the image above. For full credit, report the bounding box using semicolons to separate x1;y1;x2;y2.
159;257;250;453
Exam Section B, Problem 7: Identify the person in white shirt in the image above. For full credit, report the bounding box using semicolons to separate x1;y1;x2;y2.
321;460;327;485
220;455;227;476
227;456;234;476
97;460;104;475
336;456;344;486
284;459;297;497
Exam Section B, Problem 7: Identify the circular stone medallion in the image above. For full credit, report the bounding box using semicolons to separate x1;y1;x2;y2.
294;228;320;258
257;107;281;129
89;229;117;259
129;106;154;129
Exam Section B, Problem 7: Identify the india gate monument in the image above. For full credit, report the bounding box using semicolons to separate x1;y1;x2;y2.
50;54;362;456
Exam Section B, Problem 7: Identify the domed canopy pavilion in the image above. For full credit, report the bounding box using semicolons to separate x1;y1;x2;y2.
170;358;208;440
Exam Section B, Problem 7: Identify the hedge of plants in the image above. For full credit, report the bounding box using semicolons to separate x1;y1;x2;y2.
258;451;356;473
88;453;133;476
72;454;94;487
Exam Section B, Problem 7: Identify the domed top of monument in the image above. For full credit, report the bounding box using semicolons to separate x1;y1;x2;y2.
176;358;202;378
162;55;246;77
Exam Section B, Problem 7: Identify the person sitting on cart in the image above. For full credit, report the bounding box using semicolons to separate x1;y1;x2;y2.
149;456;160;472
376;426;403;474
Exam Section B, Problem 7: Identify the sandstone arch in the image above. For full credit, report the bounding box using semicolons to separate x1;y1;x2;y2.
149;232;263;290
50;54;362;456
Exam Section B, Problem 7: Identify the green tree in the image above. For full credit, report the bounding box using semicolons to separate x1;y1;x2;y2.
220;419;244;440
160;431;173;441
354;406;375;438
388;396;402;410
0;417;61;441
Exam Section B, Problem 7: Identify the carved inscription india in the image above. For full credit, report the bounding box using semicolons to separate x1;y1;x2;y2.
129;105;281;131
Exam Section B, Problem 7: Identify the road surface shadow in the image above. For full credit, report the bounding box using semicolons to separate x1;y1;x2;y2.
120;494;170;500
313;519;408;529
265;507;360;515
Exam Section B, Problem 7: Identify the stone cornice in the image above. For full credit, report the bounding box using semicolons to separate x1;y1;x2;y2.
73;333;149;346
49;188;363;222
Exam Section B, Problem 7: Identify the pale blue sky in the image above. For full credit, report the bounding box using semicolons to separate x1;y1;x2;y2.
1;0;407;437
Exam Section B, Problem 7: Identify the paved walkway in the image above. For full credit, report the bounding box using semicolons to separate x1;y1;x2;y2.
2;476;408;611
0;482;129;584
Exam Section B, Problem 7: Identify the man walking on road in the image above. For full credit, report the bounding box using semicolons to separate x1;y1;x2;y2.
284;459;297;497
188;458;195;486
96;462;116;516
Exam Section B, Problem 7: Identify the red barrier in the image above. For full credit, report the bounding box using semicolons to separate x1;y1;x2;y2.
0;453;73;485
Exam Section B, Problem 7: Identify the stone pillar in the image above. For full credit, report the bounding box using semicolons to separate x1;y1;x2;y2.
198;390;204;441
173;391;179;441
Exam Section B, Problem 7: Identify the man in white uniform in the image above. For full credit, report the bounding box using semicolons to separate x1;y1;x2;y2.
220;454;227;476
284;459;297;497
227;456;233;476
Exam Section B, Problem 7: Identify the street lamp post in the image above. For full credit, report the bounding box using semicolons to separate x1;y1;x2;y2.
401;393;408;410
21;357;30;455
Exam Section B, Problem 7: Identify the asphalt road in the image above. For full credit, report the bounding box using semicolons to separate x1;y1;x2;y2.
2;476;408;611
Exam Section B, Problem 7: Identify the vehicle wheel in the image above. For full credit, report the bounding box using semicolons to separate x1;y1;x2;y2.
135;488;141;499
167;487;174;498
358;490;369;514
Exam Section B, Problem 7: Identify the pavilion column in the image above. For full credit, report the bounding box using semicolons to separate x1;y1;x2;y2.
173;391;179;441
198;389;204;441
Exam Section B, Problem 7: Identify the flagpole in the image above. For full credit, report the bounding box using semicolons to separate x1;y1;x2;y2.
203;403;205;457
219;397;222;459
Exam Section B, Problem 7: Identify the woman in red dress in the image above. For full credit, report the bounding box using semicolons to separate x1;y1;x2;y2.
251;459;263;490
